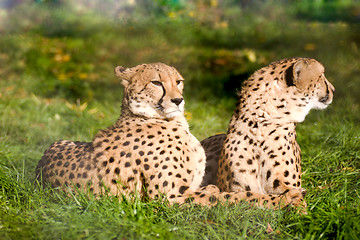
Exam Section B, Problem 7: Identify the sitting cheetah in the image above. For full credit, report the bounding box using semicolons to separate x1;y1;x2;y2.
36;62;305;208
201;58;334;199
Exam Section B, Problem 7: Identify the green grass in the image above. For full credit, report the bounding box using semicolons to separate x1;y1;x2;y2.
1;1;360;239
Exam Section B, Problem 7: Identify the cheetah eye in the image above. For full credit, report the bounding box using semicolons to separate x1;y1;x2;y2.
176;80;184;86
151;81;163;87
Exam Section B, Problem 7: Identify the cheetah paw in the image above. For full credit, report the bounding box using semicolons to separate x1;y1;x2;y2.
281;188;307;213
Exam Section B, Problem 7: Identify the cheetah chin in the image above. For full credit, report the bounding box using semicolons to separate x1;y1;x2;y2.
163;102;185;119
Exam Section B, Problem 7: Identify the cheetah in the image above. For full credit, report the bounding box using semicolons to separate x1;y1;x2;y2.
36;62;305;208
201;58;334;200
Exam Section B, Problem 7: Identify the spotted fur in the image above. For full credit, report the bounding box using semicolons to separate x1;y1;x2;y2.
201;58;334;207
36;62;305;208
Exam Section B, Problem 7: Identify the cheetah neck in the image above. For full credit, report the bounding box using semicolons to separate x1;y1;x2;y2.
113;114;190;133
228;103;298;151
229;111;297;141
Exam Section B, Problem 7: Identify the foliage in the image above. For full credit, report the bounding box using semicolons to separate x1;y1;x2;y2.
0;0;360;239
292;0;360;22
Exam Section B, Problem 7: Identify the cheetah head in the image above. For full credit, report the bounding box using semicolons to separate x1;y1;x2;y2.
115;63;185;120
271;58;335;123
285;58;335;122
291;58;334;109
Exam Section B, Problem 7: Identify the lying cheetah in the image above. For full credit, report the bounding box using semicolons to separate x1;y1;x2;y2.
36;63;305;208
201;58;334;199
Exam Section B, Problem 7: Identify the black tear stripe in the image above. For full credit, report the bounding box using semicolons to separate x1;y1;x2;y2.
157;81;166;107
324;80;330;95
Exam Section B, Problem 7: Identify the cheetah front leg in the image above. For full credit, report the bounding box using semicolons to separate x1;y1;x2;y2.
171;184;307;209
259;131;304;195
216;133;265;194
257;133;307;209
143;170;306;209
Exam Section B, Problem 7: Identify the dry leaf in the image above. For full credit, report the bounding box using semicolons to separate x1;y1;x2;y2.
266;223;274;233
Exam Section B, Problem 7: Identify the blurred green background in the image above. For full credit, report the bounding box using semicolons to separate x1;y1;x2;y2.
0;0;360;239
1;0;360;102
1;0;360;139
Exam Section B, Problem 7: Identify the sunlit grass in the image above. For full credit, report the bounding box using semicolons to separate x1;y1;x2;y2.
1;79;359;239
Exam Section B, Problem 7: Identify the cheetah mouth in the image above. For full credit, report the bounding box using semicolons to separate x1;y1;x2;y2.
319;94;329;104
165;110;182;118
155;104;182;119
318;94;333;107
155;104;165;112
317;81;333;106
313;94;332;110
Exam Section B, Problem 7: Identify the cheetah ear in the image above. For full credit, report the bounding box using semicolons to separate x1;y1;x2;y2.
292;59;310;89
293;59;306;82
115;66;134;87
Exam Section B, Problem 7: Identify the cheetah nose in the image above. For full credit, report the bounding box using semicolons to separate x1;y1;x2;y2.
171;98;183;106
